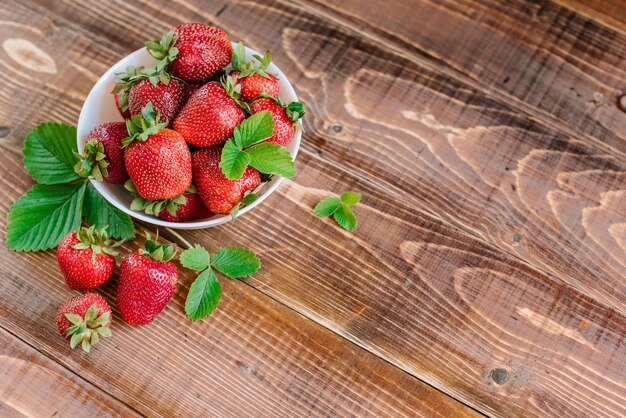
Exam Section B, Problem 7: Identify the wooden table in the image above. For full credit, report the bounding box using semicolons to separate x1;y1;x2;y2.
1;0;625;416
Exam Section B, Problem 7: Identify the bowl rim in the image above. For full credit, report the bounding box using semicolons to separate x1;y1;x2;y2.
77;43;301;230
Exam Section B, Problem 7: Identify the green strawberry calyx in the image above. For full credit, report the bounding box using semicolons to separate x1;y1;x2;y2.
230;41;273;79
73;139;110;181
145;31;179;74
221;75;251;113
64;302;112;353
122;102;167;147
255;93;306;123
112;66;181;112
125;180;196;217
140;232;177;262
72;225;123;259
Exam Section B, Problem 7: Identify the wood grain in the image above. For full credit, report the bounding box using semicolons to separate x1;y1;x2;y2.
295;0;626;153
2;0;625;417
1;328;137;417
24;0;626;316
0;158;474;417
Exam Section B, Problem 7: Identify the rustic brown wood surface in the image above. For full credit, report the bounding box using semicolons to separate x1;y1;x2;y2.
1;0;625;417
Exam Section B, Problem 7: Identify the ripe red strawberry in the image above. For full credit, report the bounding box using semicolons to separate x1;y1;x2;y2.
158;192;213;222
229;43;279;101
117;234;178;325
123;103;192;200
192;147;261;214
250;96;305;146
232;71;279;102
57;226;121;291
113;66;184;126
75;122;129;184
146;24;231;83
114;93;131;119
173;79;246;147
56;293;112;352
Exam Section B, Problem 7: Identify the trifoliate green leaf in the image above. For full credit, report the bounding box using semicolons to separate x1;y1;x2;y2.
211;247;261;279
185;269;222;321
23;122;80;184
246;142;296;178
340;191;361;205
220;139;251;180
180;244;211;271
233;111;274;148
6;183;86;251
333;203;358;232
83;182;135;239
313;197;341;217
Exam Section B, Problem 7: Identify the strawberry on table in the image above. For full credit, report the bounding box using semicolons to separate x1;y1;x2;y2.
117;234;178;325
173;77;246;147
250;95;305;146
57;225;122;291
113;66;185;126
146;24;232;83
56;293;112;353
75;122;129;184
123;102;192;200
229;42;279;102
193;146;261;214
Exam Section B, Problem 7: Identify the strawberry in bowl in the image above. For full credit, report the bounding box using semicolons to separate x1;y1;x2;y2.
77;24;304;229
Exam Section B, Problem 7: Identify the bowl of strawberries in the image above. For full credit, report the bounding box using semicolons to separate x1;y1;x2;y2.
77;23;304;229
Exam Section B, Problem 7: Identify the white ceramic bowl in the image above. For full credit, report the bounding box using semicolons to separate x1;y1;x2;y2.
77;43;301;229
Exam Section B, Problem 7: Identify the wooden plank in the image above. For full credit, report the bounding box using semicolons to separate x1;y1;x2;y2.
0;156;473;417
554;0;626;32
24;0;626;313
1;329;139;417
292;0;626;156
3;0;625;416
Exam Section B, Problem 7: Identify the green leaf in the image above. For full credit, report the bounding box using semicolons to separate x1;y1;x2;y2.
220;139;251;180
23;122;80;184
340;191;361;205
83;182;135;239
314;197;341;217
211;247;261;279
180;244;211;271
246;142;296;178
233;111;274;148
7;183;86;251
333;203;358;231
185;269;222;321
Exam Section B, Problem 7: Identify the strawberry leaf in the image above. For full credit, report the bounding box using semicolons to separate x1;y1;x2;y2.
211;247;261;279
246;142;296;178
185;269;222;321
23;122;80;184
333;203;358;232
233;111;274;148
314;197;341;217
83;182;135;239
7;183;86;251
220;140;251;180
340;191;361;206
180;244;211;271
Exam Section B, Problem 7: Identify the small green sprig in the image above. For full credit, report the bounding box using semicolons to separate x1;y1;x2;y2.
123;102;167;146
314;192;361;231
220;111;296;180
140;232;177;262
72;225;124;260
125;181;195;217
230;41;273;79
74;138;110;181
179;244;261;321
